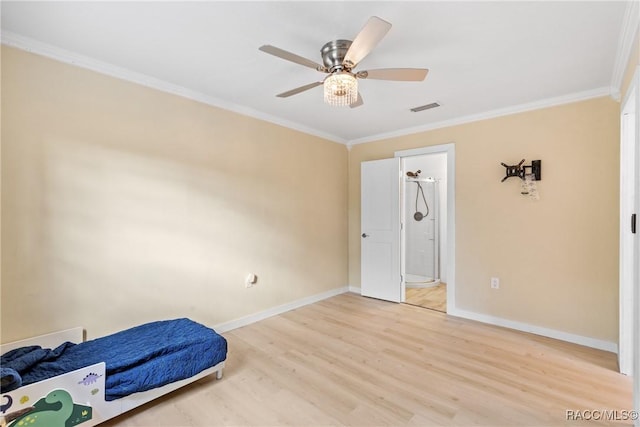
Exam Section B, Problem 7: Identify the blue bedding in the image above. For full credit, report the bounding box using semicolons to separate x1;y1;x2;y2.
1;318;227;400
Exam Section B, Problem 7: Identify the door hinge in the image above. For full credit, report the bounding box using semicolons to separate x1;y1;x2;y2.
632;213;636;234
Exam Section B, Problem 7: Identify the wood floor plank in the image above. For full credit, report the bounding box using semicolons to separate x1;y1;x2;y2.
406;284;447;312
102;293;632;426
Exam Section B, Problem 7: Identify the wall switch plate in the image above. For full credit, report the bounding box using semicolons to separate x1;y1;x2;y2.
490;277;500;289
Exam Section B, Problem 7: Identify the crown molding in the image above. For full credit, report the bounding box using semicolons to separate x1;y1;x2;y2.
1;31;347;145
346;87;611;147
610;0;640;101
1;28;624;149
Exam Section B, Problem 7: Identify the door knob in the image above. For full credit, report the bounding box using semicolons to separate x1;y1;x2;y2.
362;233;369;238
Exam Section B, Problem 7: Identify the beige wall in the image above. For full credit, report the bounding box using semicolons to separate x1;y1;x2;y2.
0;36;629;346
349;97;620;342
1;46;348;341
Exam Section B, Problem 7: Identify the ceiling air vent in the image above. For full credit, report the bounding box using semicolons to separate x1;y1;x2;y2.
410;102;440;112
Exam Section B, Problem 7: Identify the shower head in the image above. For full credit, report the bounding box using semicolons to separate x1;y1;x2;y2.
406;170;422;178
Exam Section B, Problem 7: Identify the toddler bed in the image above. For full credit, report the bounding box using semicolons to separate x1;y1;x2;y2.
0;318;227;427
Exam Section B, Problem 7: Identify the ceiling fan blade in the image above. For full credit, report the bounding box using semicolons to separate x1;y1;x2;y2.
350;93;364;108
343;16;392;68
276;81;323;98
358;68;429;81
259;45;326;71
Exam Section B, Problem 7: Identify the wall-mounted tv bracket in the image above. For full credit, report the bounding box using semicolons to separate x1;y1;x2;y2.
500;159;541;182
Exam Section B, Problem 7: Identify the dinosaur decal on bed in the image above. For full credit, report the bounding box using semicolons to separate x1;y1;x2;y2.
8;389;91;427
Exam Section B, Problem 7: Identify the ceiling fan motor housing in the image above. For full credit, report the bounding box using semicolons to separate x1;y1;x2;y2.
321;40;353;72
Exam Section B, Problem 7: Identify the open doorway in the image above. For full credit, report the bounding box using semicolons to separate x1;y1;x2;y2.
394;144;455;314
359;144;455;311
401;153;447;312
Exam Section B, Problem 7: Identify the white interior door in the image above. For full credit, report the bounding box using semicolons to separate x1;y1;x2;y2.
361;158;401;302
623;69;640;422
620;85;638;377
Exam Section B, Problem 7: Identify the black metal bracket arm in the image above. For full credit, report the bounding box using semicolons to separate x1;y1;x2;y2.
500;159;541;182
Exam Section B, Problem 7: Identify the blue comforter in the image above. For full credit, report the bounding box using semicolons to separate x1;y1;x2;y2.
1;318;227;400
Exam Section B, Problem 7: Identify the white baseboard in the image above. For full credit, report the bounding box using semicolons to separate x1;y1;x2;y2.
213;285;616;354
448;307;618;353
214;286;349;333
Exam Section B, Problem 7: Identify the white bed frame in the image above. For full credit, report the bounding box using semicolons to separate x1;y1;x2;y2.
0;327;225;426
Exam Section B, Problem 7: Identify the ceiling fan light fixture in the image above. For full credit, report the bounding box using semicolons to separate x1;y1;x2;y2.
323;72;358;107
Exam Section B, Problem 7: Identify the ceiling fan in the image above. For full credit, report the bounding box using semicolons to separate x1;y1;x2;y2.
259;16;429;108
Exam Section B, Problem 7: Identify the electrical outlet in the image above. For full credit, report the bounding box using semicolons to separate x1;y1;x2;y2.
490;277;500;289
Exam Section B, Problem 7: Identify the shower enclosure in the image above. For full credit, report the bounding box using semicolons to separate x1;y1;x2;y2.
404;173;440;287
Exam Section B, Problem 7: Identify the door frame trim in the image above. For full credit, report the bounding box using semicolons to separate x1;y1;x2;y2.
395;143;456;312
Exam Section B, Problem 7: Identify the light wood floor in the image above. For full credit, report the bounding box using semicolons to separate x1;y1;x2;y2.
103;293;632;426
406;283;447;312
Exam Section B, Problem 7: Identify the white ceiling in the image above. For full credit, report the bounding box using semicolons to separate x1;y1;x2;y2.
1;1;633;145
